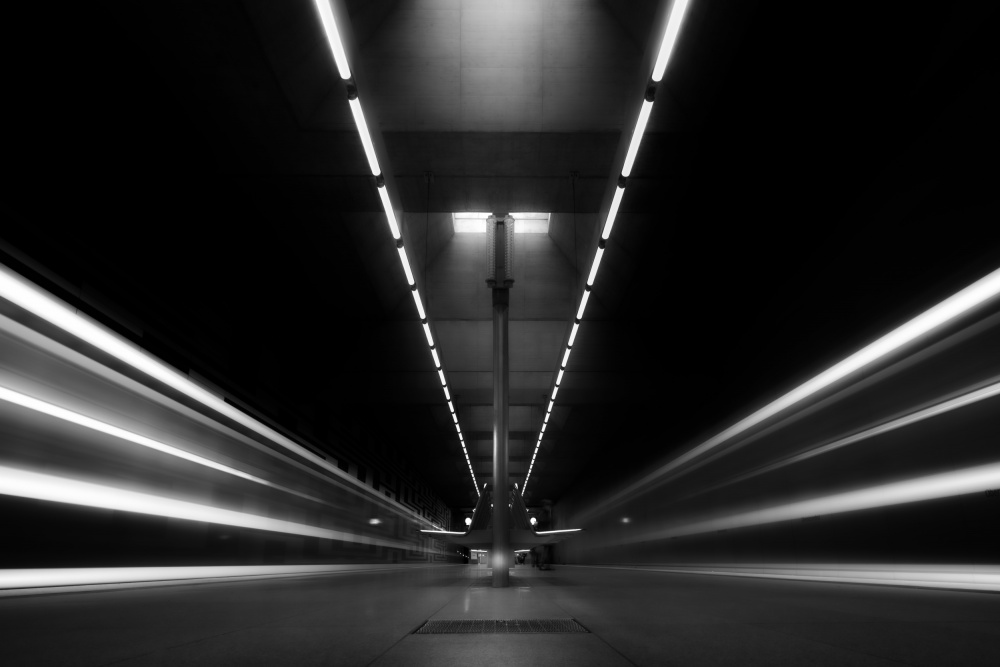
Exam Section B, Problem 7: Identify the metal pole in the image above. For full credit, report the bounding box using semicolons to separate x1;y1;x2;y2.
488;214;513;588
492;287;510;587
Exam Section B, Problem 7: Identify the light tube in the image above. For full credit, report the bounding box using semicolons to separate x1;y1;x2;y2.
651;0;692;82
601;185;625;240
431;347;441;368
448;400;455;413
454;423;461;433
587;246;605;286
551;385;560;400
540;423;547;433
556;368;564;386
622;99;653;178
311;0;351;79
438;369;447;386
377;183;400;240
568;322;580;347
543;412;550;424
348;97;381;176
444;386;451;401
422;322;434;347
451;412;458;424
397;245;415;285
535;528;582;535
547;400;554;413
562;347;572;368
411;288;426;319
576;289;591;320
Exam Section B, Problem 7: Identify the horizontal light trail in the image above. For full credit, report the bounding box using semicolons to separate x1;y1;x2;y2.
619;460;1000;544
0;384;344;510
0;264;446;525
691;379;1000;498
0;563;449;593
0;464;417;549
568;564;1000;593
583;266;1000;516
534;528;582;535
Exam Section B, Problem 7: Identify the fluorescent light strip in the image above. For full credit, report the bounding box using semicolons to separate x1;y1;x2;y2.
422;322;434;347
597;266;1000;511
347;97;381;176
377;184;401;240
444;386;451;401
551;386;560;401
397;245;415;285
438;369;447;386
310;0;351;79
623;460;1000;543
535;528;582;535
448;400;455;413
431;347;441;369
651;0;693;82
562;347;572;368
555;368;564;386
419;530;466;535
0;386;335;509
451;412;458;424
0;464;415;549
411;288;426;320
568;323;580;347
543;412;550;424
587;246;605;287
601;186;625;240
622;99;653;178
576;289;591;320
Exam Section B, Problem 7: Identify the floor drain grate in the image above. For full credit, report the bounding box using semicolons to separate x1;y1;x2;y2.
414;619;588;634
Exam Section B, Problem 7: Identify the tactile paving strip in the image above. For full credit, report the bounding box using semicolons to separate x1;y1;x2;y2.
414;619;588;634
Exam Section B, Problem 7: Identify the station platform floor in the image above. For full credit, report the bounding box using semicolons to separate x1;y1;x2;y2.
2;564;998;666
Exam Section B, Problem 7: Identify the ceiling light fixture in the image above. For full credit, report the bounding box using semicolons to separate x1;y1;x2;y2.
601;182;626;240
622;96;654;178
311;0;351;79
587;242;606;287
652;0;693;82
347;97;381;177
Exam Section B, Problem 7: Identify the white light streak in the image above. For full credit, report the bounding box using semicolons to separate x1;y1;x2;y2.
422;322;434;347
551;385;560;401
311;0;351;79
568;322;580;347
562;347;572;368
601;186;625;240
431;347;441;369
556;368;565;386
411;288;426;320
576;289;591;320
0;465;412;549
652;0;692;82
587;246;605;287
378;185;400;240
622;99;653;178
438;369;447;386
348;97;381;176
597;266;1000;511
397;245;415;285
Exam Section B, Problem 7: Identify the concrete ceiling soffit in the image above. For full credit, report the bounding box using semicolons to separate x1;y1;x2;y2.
598;0;660;56
402;212;455;278
548;212;600;286
352;0;643;132
339;212;414;316
243;0;355;131
346;0;401;53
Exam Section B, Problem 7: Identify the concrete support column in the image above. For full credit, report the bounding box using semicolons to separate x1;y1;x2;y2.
487;214;514;588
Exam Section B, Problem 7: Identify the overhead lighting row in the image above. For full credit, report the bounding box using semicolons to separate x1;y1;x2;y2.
522;0;693;497
312;1;478;496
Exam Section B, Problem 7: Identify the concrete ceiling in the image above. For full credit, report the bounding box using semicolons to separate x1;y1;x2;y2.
4;0;998;514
